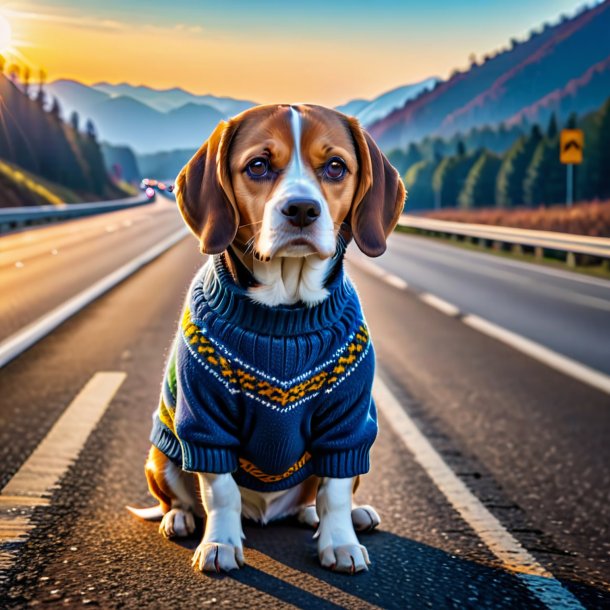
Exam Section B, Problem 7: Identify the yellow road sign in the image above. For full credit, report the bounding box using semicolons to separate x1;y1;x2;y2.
560;129;583;164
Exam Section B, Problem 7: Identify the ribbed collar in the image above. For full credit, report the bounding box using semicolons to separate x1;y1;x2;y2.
190;246;354;336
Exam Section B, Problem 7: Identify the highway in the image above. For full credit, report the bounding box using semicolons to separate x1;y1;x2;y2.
0;204;608;609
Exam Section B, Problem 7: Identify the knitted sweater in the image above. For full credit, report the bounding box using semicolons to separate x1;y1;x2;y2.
150;251;377;492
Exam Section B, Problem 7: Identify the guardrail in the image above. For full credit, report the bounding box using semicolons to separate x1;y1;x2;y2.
398;215;610;266
0;193;154;233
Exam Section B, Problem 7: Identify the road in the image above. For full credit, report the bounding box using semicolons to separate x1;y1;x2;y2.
0;208;609;609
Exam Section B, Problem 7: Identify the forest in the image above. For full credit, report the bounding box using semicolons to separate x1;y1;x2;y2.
390;96;610;213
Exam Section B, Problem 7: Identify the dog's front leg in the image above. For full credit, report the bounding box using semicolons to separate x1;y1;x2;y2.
316;477;371;573
192;473;245;573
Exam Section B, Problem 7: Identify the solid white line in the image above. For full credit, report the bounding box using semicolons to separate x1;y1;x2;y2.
373;375;585;610
0;228;189;368
350;253;610;396
462;314;610;395
0;372;126;577
419;293;461;317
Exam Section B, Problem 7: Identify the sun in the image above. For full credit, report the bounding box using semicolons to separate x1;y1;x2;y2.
0;14;13;53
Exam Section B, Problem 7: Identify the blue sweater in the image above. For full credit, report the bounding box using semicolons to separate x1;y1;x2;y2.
150;251;377;492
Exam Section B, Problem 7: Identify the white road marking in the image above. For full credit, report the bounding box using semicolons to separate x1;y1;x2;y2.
349;257;408;290
374;375;585;610
0;228;188;368
396;231;610;289
0;372;126;577
462;314;610;395
393;239;610;312
419;293;460;317
351;257;610;396
382;273;408;290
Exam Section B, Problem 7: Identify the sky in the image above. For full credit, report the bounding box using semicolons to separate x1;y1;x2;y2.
0;0;596;105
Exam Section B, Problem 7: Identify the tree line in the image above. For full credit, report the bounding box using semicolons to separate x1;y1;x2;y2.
0;56;126;202
390;96;610;211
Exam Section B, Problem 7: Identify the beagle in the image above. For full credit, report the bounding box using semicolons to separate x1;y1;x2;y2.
131;104;405;574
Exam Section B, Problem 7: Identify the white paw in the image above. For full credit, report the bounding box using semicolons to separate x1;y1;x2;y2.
159;508;196;538
297;505;320;529
351;505;381;532
319;543;370;573
192;542;244;573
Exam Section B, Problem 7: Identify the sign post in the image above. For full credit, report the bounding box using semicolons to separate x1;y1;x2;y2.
560;129;583;207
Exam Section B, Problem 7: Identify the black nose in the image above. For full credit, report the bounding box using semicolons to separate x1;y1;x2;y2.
281;199;321;228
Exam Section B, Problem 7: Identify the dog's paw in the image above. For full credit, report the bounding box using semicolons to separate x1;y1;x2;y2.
297;505;319;529
192;542;244;573
351;505;381;532
159;508;196;539
319;543;370;574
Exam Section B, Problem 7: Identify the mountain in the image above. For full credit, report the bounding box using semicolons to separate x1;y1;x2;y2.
92;82;256;116
46;81;227;154
335;98;369;117
505;55;610;127
338;78;440;127
369;1;610;150
137;148;197;181
0;74;126;205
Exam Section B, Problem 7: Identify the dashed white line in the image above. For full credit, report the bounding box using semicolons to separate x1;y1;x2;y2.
382;273;408;290
374;375;585;610
0;228;188;368
351;257;610;396
0;372;126;577
462;314;610;395
419;293;460;317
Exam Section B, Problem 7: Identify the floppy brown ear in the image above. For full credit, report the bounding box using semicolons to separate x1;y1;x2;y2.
175;119;240;255
347;117;406;257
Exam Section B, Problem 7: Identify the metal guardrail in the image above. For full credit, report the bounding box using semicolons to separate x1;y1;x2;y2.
0;193;154;233
398;215;610;263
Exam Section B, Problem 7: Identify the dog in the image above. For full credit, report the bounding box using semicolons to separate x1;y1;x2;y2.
131;104;405;574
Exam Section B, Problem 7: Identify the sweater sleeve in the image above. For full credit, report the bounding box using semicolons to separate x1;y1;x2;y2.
172;333;241;474
309;353;378;478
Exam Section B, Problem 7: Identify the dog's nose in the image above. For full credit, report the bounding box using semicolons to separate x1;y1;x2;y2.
281;199;321;228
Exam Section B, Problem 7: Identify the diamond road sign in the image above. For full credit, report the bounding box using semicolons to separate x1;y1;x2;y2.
560;129;583;164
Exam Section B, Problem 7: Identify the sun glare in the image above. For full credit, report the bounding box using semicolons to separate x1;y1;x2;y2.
0;15;12;53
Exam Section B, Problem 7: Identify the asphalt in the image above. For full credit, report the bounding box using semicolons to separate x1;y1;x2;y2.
0;214;609;609
0;197;185;341
351;233;610;374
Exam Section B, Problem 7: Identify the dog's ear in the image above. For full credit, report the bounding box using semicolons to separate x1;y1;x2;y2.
175;119;240;255
346;117;406;257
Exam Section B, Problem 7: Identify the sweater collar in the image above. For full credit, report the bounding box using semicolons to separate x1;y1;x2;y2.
191;241;354;336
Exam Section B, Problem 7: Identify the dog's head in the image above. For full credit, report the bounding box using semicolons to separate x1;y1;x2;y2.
175;104;405;260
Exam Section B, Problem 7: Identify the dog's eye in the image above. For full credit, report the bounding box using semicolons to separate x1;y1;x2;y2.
246;158;269;179
323;157;347;181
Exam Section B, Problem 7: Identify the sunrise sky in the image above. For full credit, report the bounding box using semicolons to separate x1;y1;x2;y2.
1;0;595;105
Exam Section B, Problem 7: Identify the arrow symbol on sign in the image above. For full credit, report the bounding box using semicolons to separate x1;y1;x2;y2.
563;140;582;152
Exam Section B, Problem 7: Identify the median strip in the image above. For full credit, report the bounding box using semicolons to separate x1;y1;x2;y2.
374;375;585;610
0;228;189;368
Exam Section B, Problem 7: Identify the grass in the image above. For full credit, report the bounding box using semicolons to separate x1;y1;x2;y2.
395;225;610;281
0;159;83;206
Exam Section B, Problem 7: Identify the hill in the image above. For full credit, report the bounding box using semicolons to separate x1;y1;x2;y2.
0;73;127;206
369;1;610;150
337;77;439;127
92;82;255;115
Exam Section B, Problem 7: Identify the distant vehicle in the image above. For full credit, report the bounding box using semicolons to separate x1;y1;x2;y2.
140;178;175;197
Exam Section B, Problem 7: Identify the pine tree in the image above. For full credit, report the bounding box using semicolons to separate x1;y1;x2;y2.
496;125;542;207
596;98;610;198
404;159;440;211
432;149;478;208
70;111;80;132
459;152;502;208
